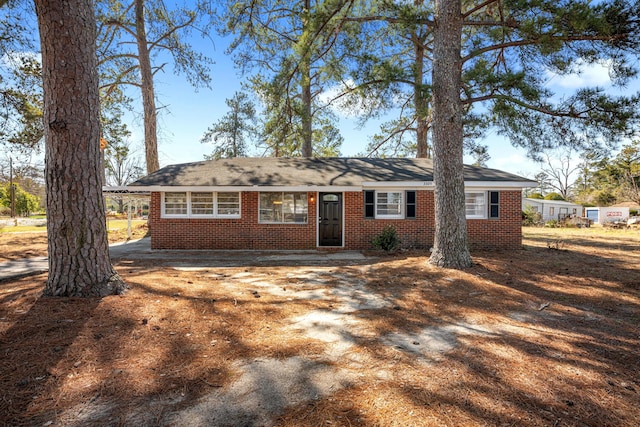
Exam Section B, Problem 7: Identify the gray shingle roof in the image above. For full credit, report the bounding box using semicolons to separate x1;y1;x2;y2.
129;157;534;187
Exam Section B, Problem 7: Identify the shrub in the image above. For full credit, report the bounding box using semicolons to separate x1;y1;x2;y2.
544;219;560;228
371;225;400;252
522;206;542;226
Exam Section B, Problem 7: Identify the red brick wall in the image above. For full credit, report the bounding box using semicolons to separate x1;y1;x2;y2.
149;192;317;250
149;190;522;251
343;190;435;250
466;191;522;250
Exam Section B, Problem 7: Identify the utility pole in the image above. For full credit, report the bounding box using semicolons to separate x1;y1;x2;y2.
9;156;15;218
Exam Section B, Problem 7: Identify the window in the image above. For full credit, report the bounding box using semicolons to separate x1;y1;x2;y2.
161;192;241;218
191;192;213;215
376;191;403;218
364;190;414;219
465;192;486;219
259;192;308;223
217;192;240;216
549;207;555;216
164;192;187;215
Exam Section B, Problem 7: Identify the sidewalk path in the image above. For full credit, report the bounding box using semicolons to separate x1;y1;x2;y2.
0;237;369;280
0;238;152;281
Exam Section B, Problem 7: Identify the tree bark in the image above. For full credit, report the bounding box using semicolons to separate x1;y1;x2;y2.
429;0;473;268
135;0;160;174
413;28;430;159
300;0;313;158
35;0;127;296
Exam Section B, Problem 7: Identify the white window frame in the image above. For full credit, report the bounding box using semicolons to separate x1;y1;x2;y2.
163;191;188;216
465;192;487;219
258;192;308;224
161;191;241;219
375;191;404;219
214;192;242;217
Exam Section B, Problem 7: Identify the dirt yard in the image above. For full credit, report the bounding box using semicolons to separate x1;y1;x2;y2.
0;227;638;426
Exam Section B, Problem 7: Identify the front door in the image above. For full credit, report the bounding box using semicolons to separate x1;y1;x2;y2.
319;193;342;246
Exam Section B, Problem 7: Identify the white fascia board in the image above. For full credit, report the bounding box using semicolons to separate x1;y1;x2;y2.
124;185;362;192
464;181;537;189
363;180;534;189
362;181;434;188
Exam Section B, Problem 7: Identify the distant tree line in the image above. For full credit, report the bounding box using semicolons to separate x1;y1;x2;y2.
527;140;640;207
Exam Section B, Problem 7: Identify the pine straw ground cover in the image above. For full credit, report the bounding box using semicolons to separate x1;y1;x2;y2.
0;227;639;426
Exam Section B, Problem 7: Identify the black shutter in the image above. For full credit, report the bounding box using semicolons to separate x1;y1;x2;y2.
406;191;416;218
364;190;375;218
489;191;499;218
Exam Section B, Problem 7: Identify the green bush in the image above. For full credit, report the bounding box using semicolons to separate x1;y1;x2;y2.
371;225;400;252
522;206;542;226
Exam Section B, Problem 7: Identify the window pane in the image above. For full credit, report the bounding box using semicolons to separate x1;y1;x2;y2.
191;192;214;215
164;192;187;215
282;193;295;222
217;192;240;215
465;192;485;217
377;191;402;216
259;192;282;222
259;192;307;223
293;192;308;223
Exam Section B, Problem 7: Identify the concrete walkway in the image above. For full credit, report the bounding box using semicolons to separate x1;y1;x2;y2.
0;238;152;281
0;237;369;281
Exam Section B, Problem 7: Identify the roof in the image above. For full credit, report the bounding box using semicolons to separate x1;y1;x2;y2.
523;198;582;207
128;157;535;189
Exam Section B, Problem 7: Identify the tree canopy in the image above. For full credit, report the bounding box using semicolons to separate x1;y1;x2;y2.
96;0;213;173
218;0;353;157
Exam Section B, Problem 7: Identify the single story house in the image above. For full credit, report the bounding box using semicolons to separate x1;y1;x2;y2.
125;157;535;251
522;198;583;222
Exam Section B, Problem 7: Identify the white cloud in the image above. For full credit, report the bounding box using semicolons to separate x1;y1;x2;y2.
545;59;612;89
0;50;41;69
319;79;399;119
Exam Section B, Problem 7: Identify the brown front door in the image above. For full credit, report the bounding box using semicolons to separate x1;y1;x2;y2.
319;193;342;246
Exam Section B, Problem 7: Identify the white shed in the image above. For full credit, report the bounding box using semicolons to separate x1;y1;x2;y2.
584;206;630;224
522;198;582;222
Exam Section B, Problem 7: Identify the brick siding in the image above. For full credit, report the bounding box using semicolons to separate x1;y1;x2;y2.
149;190;522;251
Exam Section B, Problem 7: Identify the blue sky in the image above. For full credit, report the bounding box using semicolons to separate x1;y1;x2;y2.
121;31;638;179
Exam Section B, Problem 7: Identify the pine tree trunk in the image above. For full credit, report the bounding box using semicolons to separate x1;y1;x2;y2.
301;75;313;157
136;0;160;174
413;28;430;159
300;0;313;158
429;0;473;268
35;0;127;297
